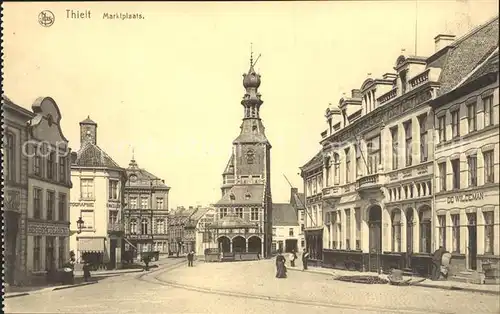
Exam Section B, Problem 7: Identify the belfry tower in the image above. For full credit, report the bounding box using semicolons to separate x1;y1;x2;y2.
212;50;273;259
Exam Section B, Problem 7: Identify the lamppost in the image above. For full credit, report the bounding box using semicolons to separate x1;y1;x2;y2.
76;216;84;234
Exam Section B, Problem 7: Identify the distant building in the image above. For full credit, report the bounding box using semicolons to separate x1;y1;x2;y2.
290;187;306;249
271;200;301;254
195;208;216;255
70;116;127;269
3;96;71;285
123;157;170;255
211;54;273;258
167;206;201;255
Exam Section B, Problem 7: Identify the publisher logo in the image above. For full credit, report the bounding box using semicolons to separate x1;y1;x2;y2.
38;10;55;27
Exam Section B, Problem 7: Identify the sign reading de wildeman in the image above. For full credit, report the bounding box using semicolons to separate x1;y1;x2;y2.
446;192;484;204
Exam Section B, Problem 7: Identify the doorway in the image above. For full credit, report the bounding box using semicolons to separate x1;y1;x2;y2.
467;213;477;270
285;239;298;253
110;239;117;269
4;211;19;285
368;205;382;272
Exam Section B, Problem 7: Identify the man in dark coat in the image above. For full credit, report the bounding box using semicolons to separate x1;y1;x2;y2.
302;248;309;271
431;246;447;280
187;250;194;267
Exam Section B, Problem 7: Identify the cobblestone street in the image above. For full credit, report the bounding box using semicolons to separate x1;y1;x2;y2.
5;259;500;314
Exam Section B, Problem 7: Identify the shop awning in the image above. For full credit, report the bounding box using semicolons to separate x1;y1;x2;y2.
78;237;105;253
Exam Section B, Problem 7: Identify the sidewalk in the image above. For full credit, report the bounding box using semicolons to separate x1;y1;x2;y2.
287;263;500;295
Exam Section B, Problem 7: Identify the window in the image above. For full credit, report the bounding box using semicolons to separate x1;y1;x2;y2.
438;162;447;191
331;212;338;249
467;102;477;132
33;188;42;219
129;197;137;209
367;135;381;174
345;209;351;250
483;95;494;127
419;208;431;253
47;152;56;180
81;210;94;230
5;133;15;181
156;198;164;209
250;208;259;221
59;156;66;183
141;219;149;235
80;179;94;199
46;191;55;221
355;144;362;177
58;237;66;268
130;219;138;234
333;154;340;185
235;208;243;219
58;193;66;221
141;197;149;209
156;219;166;234
467;155;477;187
220;208;228;219
203;231;212;243
391;209;402;252
484;212;494;254
391;127;399;170
355;208;361;250
46;236;55;270
484;151;494;184
438;115;446;143
404;120;412;166
34;153;42;177
109;180;118;200
289;228;294;236
451;110;460;138
301;224;305;233
438;215;446;249
33;236;42;271
451;159;460;190
419;115;428;162
451;214;460;253
108;210;118;224
272;228;277;236
345;148;351;183
325;157;331;187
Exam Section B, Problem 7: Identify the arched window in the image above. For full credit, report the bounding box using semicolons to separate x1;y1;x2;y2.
141;219;149;235
130;219;137;234
419;206;432;253
333;153;340;185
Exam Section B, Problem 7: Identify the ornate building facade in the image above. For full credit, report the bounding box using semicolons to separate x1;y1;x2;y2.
210;54;273;258
124;157;170;255
3;96;71;285
70;117;127;269
300;16;499;278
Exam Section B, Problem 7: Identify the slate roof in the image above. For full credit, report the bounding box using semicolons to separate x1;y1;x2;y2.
125;159;169;189
300;150;323;171
80;116;97;125
435;16;499;96
459;48;499;87
223;154;235;175
215;185;264;206
233;119;270;144
272;203;299;226
72;142;123;170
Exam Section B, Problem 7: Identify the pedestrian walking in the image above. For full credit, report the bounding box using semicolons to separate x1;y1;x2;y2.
302;248;309;270
187;250;194;267
143;255;151;271
275;250;287;278
431;246;448;280
289;249;297;267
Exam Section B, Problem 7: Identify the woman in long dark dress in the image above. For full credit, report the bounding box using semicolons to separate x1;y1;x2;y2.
275;251;287;278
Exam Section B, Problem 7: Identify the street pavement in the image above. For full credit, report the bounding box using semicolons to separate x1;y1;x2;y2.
4;258;500;314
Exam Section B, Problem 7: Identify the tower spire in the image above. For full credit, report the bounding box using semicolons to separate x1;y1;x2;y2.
250;42;254;67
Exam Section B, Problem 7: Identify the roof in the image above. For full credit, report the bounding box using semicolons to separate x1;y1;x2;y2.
435;16;499;96
80;116;97;125
459;48;499;87
272;203;299;226
291;192;305;210
208;213;257;229
2;95;36;118
125;158;169;189
215;185;264;206
300;150;323;171
233;119;270;144
72;142;123;170
223;154;235;175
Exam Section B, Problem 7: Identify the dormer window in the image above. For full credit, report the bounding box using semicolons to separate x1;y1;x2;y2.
400;70;407;94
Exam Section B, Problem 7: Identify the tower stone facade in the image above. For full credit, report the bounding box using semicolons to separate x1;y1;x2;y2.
213;54;273;258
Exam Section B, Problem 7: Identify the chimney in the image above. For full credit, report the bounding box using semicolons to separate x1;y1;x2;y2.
434;34;456;52
70;151;78;164
290;187;298;203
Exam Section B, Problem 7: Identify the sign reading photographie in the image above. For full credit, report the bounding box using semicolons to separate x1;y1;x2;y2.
70;202;95;208
446;192;484;204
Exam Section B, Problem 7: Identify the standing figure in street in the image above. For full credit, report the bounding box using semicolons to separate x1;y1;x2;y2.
431;246;448;280
143;255;151;271
302;248;309;271
275;250;287;278
83;259;92;282
290;249;297;267
187;250;194;267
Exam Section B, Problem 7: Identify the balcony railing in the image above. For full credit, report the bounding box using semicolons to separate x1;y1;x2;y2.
322;186;341;198
356;173;380;189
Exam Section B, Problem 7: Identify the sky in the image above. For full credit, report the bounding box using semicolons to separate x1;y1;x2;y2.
3;1;499;209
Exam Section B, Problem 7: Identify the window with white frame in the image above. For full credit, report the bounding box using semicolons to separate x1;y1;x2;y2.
419;114;428;162
81;210;94;230
483;95;494;127
80;179;94;199
391;209;402;252
438;115;446;143
467;155;477;187
404;120;412;166
345;148;351;183
141;219;149;235
130;219;138;234
141;197;149;209
467;102;477;132
220;208;228;219
58;193;66;221
438;162;447;191
156;198;164;209
438;215;446;250
129;197;137;209
484;151;494;184
47;151;56;180
391;127;398;170
59;156;67;183
451;214;460;253
235;207;243;218
484;211;494;254
451;110;460;138
367;135;381;174
250;208;259;221
109;180;118;200
46;191;55;221
333;154;340;185
33;188;42;219
451;159;460;190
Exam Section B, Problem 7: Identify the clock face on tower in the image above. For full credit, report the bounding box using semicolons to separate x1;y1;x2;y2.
246;149;255;164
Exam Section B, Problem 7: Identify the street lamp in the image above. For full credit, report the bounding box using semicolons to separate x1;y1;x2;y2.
76;216;84;234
